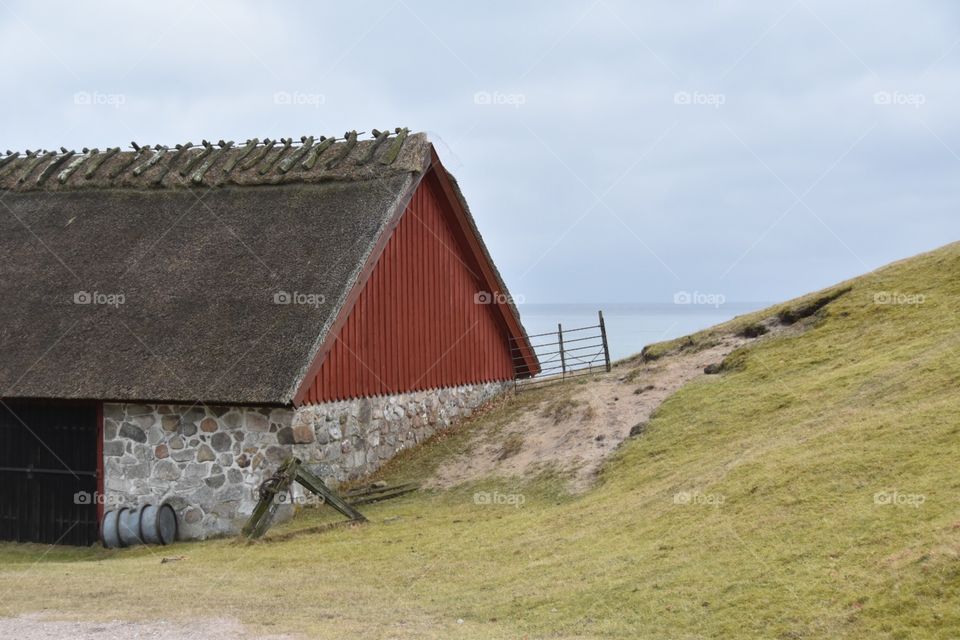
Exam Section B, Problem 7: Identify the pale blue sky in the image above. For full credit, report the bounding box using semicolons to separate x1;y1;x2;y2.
2;1;958;304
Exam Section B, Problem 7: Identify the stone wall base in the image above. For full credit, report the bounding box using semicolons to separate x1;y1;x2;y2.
103;381;510;538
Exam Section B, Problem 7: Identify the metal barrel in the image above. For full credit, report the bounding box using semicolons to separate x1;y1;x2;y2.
118;505;146;546
139;505;160;544
140;503;178;545
100;509;122;548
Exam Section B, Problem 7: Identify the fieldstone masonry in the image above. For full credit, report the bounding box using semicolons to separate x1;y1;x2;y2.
103;381;509;538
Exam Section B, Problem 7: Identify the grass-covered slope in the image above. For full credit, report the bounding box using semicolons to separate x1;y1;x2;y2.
2;242;959;639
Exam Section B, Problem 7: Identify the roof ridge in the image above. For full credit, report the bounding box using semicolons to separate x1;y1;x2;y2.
0;127;419;192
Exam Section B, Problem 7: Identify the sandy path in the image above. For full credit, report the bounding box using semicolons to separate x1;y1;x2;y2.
429;332;765;491
0;615;294;640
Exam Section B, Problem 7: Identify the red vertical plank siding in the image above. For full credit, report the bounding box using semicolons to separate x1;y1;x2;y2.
398;217;409;390
414;204;424;386
372;263;382;396
305;176;516;403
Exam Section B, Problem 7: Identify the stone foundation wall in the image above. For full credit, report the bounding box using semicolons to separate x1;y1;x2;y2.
103;381;510;538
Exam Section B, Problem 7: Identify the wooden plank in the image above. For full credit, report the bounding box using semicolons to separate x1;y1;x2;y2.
36;151;75;186
294;464;367;522
58;151;94;184
108;146;149;179
83;147;119;179
325;130;357;169
239;139;274;172
301;136;335;170
18;151;55;183
179;143;213;177
379;128;409;165
356;129;390;165
223;139;259;174
132;147;167;177
342;482;418;498
278;136;314;173
192;142;233;184
258;138;292;175
347;486;418;506
240;457;298;539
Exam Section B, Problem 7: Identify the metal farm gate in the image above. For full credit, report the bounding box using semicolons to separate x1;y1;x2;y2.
512;310;612;390
0;401;100;546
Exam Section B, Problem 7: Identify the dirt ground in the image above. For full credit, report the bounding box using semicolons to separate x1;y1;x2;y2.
429;328;780;491
0;614;293;640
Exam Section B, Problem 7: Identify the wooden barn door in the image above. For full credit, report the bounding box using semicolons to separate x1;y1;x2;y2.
0;401;99;546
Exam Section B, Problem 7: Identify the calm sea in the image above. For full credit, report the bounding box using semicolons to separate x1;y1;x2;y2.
516;303;772;362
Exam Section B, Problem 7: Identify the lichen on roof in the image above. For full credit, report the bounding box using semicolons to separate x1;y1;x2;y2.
0;128;423;192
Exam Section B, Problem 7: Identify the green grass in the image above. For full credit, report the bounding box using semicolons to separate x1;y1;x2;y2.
2;242;960;638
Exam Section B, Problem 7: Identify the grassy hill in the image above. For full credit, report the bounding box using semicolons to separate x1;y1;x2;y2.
2;242;960;639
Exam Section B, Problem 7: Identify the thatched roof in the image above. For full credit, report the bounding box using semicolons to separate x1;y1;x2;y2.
0;129;532;405
0;128;420;192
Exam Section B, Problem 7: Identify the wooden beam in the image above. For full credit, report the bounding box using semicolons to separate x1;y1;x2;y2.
356;129;390;165
258;138;293;175
83;147;120;179
239;139;275;172
223;139;259;174
152;143;194;185
325;130;357;169
108;145;149;179
240;457;298;539
240;457;365;540
301;136;335;170
35;150;75;186
18;151;56;183
58;151;93;184
0;152;20;173
347;486;418;506
379;128;409;165
179;143;213;177
295;464;367;522
278;137;314;173
191;142;233;184
132;147;167;177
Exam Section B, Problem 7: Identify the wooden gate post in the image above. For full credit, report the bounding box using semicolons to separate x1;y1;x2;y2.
558;323;566;379
241;457;367;540
598;310;611;372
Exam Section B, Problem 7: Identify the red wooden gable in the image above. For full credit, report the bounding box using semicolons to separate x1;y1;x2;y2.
294;159;535;405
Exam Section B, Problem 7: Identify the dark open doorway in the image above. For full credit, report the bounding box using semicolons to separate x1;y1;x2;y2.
0;401;100;546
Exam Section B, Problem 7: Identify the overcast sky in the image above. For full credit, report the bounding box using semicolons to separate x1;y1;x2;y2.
2;1;958;305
